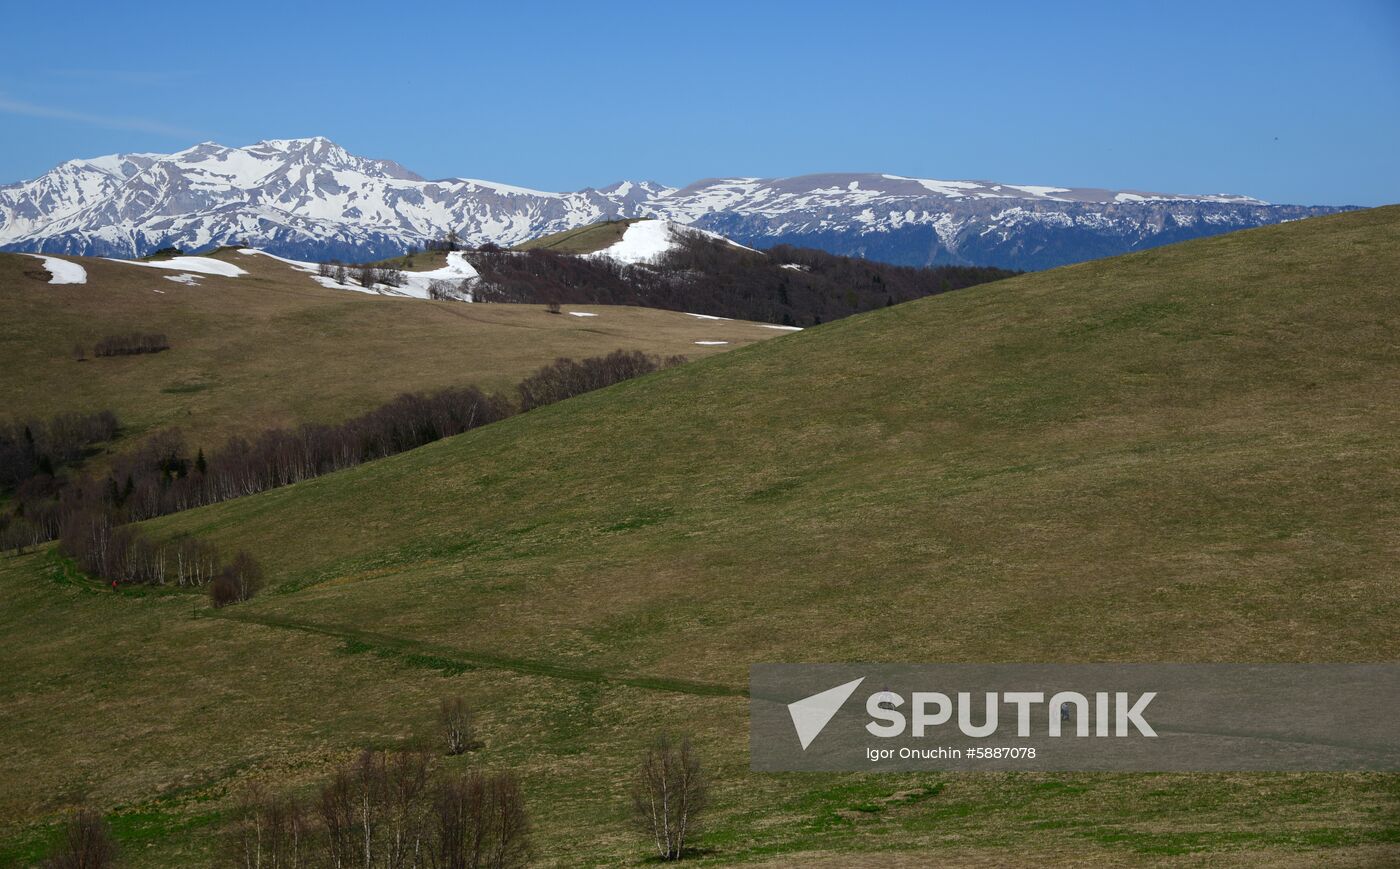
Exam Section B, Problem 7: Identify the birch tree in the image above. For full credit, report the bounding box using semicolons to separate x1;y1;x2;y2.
631;733;707;861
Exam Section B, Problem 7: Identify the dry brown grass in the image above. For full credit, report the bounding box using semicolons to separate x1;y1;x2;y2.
0;248;782;453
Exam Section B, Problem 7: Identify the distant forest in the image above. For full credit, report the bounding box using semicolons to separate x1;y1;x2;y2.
0;351;682;563
469;232;1016;326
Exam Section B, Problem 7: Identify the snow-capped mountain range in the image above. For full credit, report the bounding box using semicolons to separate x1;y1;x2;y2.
0;137;1349;270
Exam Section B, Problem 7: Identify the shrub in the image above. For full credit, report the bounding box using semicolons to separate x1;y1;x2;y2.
209;551;264;607
42;809;117;869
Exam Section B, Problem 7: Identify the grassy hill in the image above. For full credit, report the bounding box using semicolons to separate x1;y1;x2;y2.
0;249;782;453
2;207;1398;865
359;249;454;270
512;219;644;254
487;228;1016;327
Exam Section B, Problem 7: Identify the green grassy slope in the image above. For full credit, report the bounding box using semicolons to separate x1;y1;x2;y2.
160;206;1400;669
513;219;643;254
0;249;779;452
3;207;1398;865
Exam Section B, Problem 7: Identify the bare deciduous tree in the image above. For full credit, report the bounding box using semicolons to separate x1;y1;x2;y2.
228;784;312;869
428;280;464;302
210;550;264;607
439;697;477;756
632;733;707;861
431;770;529;869
42;809;118;869
220;743;528;869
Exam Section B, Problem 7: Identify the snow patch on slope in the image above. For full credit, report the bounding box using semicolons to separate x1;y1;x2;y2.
586;219;759;265
23;254;87;284
109;256;246;277
237;247;479;300
394;251;480;300
586;220;678;264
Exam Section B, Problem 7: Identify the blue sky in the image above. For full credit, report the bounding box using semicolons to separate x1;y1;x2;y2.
2;0;1396;205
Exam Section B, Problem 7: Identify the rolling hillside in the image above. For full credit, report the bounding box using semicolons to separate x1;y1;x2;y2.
0;247;783;453
2;208;1397;865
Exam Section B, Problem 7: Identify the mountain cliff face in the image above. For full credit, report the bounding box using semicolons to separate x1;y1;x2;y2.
0;138;1349;269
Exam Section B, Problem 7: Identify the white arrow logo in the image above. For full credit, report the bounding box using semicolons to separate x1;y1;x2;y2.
787;677;865;750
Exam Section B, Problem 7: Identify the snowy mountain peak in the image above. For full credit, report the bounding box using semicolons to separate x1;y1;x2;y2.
0;138;1344;270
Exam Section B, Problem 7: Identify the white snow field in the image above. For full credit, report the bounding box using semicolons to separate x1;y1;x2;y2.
110;256;247;277
567;311;598;317
586;220;676;264
163;273;202;285
693;340;729;346
24;254;88;284
758;324;803;331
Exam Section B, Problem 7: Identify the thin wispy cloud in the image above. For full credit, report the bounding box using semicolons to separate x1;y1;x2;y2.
0;94;205;139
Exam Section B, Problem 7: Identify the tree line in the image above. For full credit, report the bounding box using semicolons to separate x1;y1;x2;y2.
518;350;685;412
2;351;682;557
317;261;406;289
0;410;118;491
55;509;262;605
40;687;711;867
225;750;528;869
91;332;171;357
466;228;1016;326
